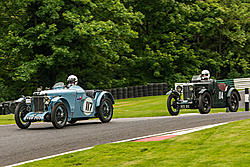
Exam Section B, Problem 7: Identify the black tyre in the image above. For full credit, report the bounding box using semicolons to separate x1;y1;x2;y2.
198;92;212;114
68;119;77;124
97;98;113;123
167;94;180;116
51;102;68;129
227;91;239;112
15;103;31;129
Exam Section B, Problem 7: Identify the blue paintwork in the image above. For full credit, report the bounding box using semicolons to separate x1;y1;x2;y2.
96;91;115;107
22;83;114;122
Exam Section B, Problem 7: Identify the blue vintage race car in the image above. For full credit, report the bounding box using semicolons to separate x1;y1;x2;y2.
15;82;114;129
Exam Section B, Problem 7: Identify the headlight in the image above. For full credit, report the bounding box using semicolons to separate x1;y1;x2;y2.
25;98;32;104
176;85;182;93
189;85;194;91
44;96;51;105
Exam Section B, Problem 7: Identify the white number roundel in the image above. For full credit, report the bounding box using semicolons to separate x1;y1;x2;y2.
83;97;94;116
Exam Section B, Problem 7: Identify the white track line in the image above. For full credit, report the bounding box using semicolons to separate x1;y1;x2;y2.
5;147;94;167
114;122;229;143
6;121;230;167
0;124;15;127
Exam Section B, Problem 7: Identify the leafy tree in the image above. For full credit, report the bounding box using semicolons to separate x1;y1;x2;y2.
124;0;249;86
0;0;142;100
0;0;249;101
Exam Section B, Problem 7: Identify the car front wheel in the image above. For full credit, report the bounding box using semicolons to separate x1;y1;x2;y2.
97;98;113;123
51;102;68;129
227;91;239;112
198;92;211;114
15;103;31;129
167;94;180;116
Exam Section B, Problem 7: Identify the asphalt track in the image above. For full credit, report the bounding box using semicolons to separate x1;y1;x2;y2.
1;112;250;166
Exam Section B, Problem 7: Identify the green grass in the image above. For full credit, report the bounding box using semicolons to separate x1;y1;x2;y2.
113;95;243;118
0;95;245;125
0;114;15;125
20;118;250;167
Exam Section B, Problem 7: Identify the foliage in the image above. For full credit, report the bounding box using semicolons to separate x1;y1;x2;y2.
125;0;249;84
0;0;249;100
0;0;143;99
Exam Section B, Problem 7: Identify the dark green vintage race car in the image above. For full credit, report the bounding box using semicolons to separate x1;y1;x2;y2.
167;75;241;116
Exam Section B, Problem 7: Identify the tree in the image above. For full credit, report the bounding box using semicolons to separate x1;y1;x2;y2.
0;0;143;100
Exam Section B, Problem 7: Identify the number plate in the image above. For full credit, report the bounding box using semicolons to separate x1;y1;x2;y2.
181;105;190;109
26;115;42;120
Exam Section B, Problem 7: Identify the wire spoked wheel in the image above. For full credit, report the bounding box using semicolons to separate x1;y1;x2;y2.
51;102;68;129
98;98;113;123
15;103;31;129
167;94;180;116
198;92;211;114
227;91;239;112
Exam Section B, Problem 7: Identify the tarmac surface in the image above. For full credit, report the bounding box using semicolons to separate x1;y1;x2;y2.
1;111;250;166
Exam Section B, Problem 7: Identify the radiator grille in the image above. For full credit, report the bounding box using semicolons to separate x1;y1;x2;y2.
183;86;192;100
33;96;44;112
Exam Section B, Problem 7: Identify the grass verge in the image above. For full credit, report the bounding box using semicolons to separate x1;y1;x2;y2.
20;118;250;167
0;114;15;125
113;95;244;118
0;95;245;125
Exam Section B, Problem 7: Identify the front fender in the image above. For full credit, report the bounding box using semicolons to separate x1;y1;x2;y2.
51;97;71;114
227;88;241;101
51;96;63;104
198;89;208;95
15;97;25;103
96;91;115;107
166;90;179;96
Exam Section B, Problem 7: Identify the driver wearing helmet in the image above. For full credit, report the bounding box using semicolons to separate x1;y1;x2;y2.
67;75;78;88
201;70;210;80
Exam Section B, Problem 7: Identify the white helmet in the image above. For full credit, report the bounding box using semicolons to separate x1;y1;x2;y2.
201;70;210;80
67;75;78;85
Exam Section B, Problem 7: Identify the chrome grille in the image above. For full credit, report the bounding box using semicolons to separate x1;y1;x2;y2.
183;86;192;100
33;96;44;112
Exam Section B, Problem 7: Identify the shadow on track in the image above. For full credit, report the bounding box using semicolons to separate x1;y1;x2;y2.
24;121;102;130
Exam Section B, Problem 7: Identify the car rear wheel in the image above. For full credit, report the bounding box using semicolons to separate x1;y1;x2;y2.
167;94;180;116
227;91;239;112
51;102;68;129
15;103;31;129
97;98;113;123
198;92;211;114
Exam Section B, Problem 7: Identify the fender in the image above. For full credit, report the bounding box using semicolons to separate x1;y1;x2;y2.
227;88;241;101
15;97;25;103
198;89;209;95
96;91;115;107
166;90;179;96
51;97;71;114
51;96;63;104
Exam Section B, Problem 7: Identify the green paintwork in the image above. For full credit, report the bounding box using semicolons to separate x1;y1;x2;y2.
171;77;240;110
